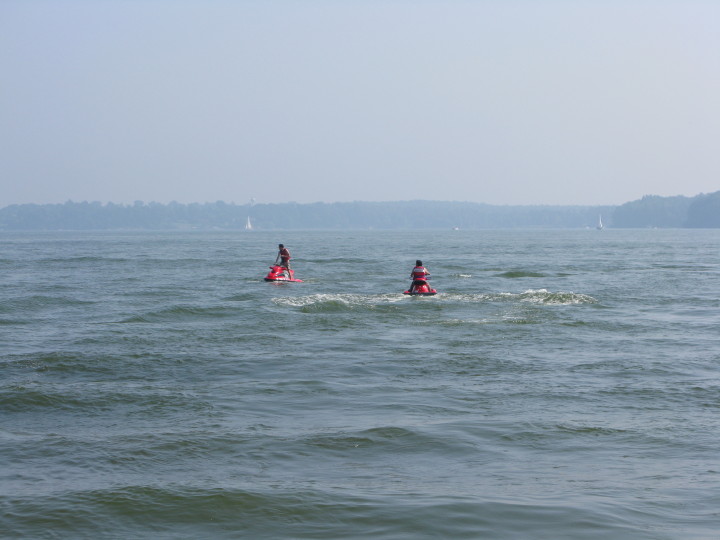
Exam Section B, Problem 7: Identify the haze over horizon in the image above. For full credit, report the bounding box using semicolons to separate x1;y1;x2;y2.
2;1;719;208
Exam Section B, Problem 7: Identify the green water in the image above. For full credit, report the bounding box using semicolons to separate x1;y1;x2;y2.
2;229;719;538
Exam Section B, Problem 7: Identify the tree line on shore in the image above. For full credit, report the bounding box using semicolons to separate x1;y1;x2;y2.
1;191;718;230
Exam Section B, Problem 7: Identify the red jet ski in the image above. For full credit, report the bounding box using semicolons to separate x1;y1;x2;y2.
264;265;303;282
403;279;436;296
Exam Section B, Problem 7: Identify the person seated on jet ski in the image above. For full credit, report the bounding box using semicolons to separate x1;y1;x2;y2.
409;260;431;292
275;244;291;269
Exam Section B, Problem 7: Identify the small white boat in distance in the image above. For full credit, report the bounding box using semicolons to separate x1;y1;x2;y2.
245;216;253;230
596;214;604;230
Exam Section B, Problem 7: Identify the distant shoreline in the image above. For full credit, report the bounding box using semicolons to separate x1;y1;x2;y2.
1;193;718;230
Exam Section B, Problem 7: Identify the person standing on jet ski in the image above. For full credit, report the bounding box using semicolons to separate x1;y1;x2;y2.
275;244;291;269
409;260;431;292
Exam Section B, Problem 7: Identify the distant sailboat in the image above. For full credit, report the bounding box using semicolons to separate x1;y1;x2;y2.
596;214;604;230
245;198;255;231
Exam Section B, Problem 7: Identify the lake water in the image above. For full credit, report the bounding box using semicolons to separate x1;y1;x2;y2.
2;229;719;539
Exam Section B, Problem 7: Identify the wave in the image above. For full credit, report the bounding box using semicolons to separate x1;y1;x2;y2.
438;290;596;306
496;271;548;278
273;293;405;313
35;256;213;265
2;483;696;539
3;352;110;375
36;256;131;264
300;425;473;455
0;383;211;415
514;289;597;305
302;257;370;264
120;304;239;323
0;295;96;313
303;426;418;450
553;423;630;436
223;292;259;301
272;290;596;314
0;317;31;325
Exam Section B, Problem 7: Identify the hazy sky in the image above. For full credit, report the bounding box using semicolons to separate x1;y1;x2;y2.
2;0;719;207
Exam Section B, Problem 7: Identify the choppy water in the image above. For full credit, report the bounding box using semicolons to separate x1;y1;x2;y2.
2;229;720;539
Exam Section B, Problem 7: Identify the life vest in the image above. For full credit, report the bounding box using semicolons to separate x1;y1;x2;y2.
279;248;291;260
411;266;429;280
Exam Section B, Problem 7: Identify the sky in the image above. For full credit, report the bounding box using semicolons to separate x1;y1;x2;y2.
1;0;719;208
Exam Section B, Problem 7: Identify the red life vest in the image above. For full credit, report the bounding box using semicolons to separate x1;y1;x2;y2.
279;248;291;260
411;266;429;280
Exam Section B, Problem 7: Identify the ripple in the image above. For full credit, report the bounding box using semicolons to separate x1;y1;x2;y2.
273;293;405;313
497;270;548;278
119;304;238;323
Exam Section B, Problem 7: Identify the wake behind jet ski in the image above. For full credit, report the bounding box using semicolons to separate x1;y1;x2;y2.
403;259;437;295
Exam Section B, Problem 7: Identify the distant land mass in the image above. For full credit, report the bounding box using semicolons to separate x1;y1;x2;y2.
1;192;719;230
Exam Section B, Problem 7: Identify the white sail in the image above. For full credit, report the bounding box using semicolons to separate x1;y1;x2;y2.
246;198;255;230
596;214;604;230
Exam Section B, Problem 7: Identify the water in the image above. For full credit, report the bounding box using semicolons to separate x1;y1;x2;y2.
2;229;719;539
